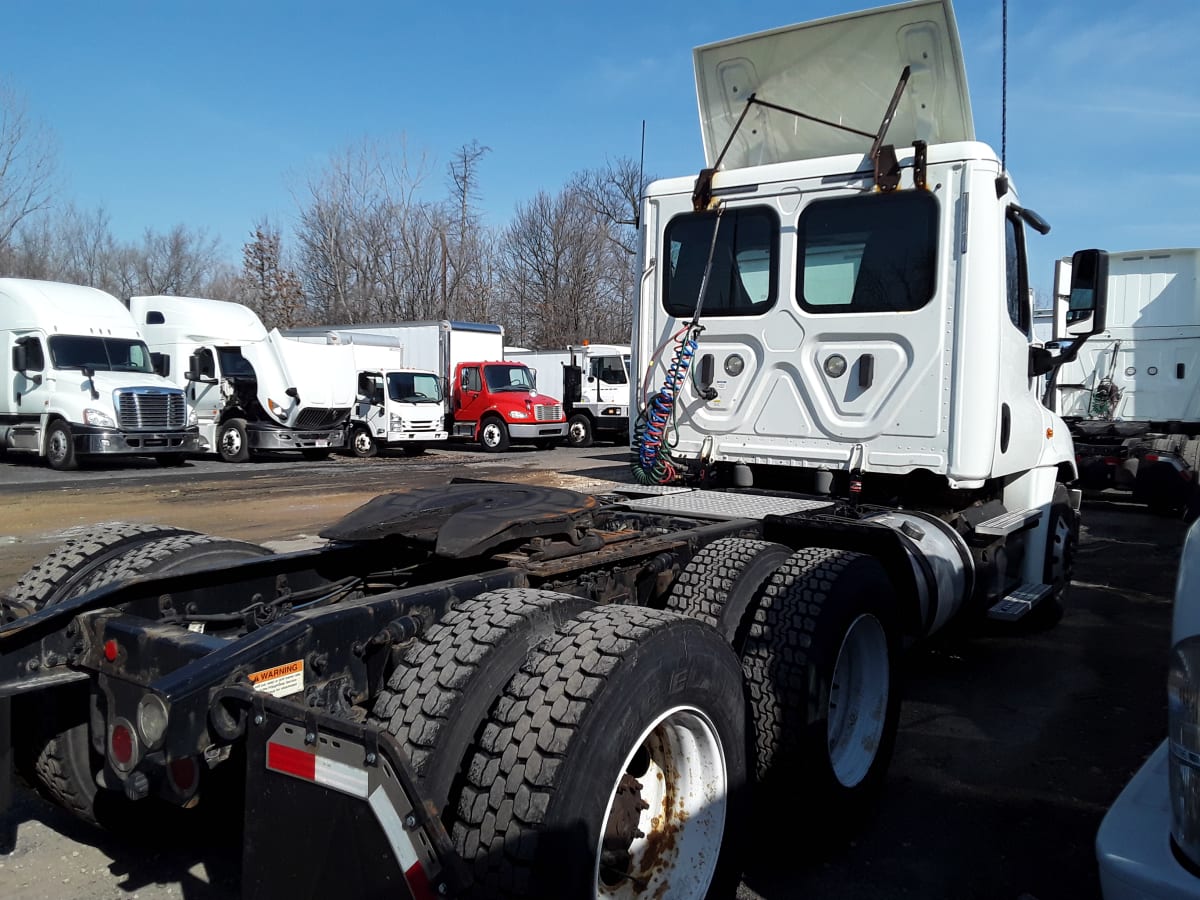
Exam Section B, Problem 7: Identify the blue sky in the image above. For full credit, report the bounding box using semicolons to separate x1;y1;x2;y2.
3;0;1197;300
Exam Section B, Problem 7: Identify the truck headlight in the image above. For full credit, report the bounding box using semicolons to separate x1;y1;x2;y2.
1170;636;1200;867
83;408;116;428
509;410;528;419
188;408;198;426
266;398;289;422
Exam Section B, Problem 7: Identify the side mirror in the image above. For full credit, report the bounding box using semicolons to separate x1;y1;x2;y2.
151;352;170;378
12;344;27;372
1064;248;1109;337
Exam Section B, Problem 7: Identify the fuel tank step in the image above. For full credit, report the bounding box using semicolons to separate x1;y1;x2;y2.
987;583;1053;620
973;508;1042;538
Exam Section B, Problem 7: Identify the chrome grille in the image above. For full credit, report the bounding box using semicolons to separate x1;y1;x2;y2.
295;407;350;430
534;404;564;422
115;389;188;430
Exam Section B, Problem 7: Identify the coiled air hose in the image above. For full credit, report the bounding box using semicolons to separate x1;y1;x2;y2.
632;208;724;484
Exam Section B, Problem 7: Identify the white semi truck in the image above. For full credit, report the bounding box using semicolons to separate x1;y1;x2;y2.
1049;248;1200;518
129;296;354;462
0;4;1115;898
283;330;447;457
506;344;631;447
0;278;197;470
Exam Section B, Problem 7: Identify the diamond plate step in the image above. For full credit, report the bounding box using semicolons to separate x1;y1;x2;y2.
974;508;1042;538
987;583;1053;620
617;489;833;520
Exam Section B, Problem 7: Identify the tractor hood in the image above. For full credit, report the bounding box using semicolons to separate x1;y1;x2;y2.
693;0;974;168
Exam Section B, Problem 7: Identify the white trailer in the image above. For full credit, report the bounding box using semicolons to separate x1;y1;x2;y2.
281;332;447;457
1049;248;1200;516
0;278;196;469
505;344;631;447
129;296;355;462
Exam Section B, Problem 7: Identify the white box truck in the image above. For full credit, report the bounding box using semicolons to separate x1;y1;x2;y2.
282;331;447;457
505;344;631;447
0;278;197;470
129;296;354;462
285;321;567;451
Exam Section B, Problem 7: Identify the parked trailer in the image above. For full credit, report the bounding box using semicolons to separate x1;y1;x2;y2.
0;278;197;470
506;344;631;447
0;2;1111;898
1049;248;1200;518
131;296;355;462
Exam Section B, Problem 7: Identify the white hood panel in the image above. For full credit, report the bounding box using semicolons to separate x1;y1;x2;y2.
694;0;973;169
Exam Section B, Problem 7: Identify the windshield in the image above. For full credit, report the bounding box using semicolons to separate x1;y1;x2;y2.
388;371;442;403
47;336;154;373
484;364;535;392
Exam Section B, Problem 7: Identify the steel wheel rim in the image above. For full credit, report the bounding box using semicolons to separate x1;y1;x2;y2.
594;705;726;899
481;423;502;447
827;613;889;788
48;429;68;464
569;421;587;444
354;430;373;454
222;428;242;455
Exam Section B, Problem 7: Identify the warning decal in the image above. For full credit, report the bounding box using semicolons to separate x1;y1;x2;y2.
248;659;304;698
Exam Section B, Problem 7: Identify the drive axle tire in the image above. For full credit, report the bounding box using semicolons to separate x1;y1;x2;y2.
9;523;271;827
370;588;593;814
741;547;901;839
217;418;250;463
452;605;748;899
665;537;792;649
1025;483;1077;631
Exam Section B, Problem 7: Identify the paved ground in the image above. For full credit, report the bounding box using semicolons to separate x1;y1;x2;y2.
0;446;1186;899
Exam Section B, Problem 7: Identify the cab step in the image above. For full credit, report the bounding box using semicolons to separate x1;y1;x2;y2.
973;508;1042;538
987;583;1053;621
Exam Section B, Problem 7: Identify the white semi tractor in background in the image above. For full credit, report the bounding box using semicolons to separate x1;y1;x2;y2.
0;3;1117;898
1049;248;1200;519
282;330;447;457
505;344;631;447
129;296;355;462
0;278;196;470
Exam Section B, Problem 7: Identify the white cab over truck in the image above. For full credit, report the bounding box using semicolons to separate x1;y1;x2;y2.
506;344;631;447
1050;248;1200;519
0;278;197;470
129;296;354;462
283;330;447;458
1096;516;1200;899
286;320;568;451
0;5;1116;899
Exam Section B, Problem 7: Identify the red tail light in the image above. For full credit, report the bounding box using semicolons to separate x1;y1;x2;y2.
168;757;199;796
110;721;136;769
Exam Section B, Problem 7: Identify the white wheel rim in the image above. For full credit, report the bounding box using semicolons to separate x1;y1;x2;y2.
222;429;242;454
595;705;726;899
827;613;889;788
570;421;587;443
355;431;372;453
482;424;501;447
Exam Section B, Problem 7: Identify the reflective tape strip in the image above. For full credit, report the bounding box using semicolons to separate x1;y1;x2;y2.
368;786;432;898
266;742;368;798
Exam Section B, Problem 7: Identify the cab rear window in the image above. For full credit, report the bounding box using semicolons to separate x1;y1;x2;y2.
663;207;778;318
797;192;938;314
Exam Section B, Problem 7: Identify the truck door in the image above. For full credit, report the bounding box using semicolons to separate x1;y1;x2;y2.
356;371;387;436
12;335;50;421
457;365;486;424
187;346;223;426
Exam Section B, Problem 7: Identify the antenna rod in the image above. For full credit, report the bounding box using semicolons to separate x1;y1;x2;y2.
1002;0;1008;171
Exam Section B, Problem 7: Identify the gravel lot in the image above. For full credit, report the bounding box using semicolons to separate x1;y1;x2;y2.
0;446;1185;899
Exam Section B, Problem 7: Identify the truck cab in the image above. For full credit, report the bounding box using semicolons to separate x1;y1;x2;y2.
450;360;567;451
0;278;197;470
506;343;631;447
131;296;354;462
349;366;447;458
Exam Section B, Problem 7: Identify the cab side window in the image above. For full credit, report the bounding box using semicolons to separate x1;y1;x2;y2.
1005;210;1031;336
462;367;481;392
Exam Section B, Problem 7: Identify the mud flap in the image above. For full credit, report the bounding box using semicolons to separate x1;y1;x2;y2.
239;696;466;900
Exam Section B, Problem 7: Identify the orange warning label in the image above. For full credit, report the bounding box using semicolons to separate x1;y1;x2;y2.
248;660;304;698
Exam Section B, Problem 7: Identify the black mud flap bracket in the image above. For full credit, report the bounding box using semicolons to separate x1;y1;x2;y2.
234;688;468;900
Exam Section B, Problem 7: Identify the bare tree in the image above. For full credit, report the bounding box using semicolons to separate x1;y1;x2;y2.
129;224;223;296
0;81;58;253
241;219;306;329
